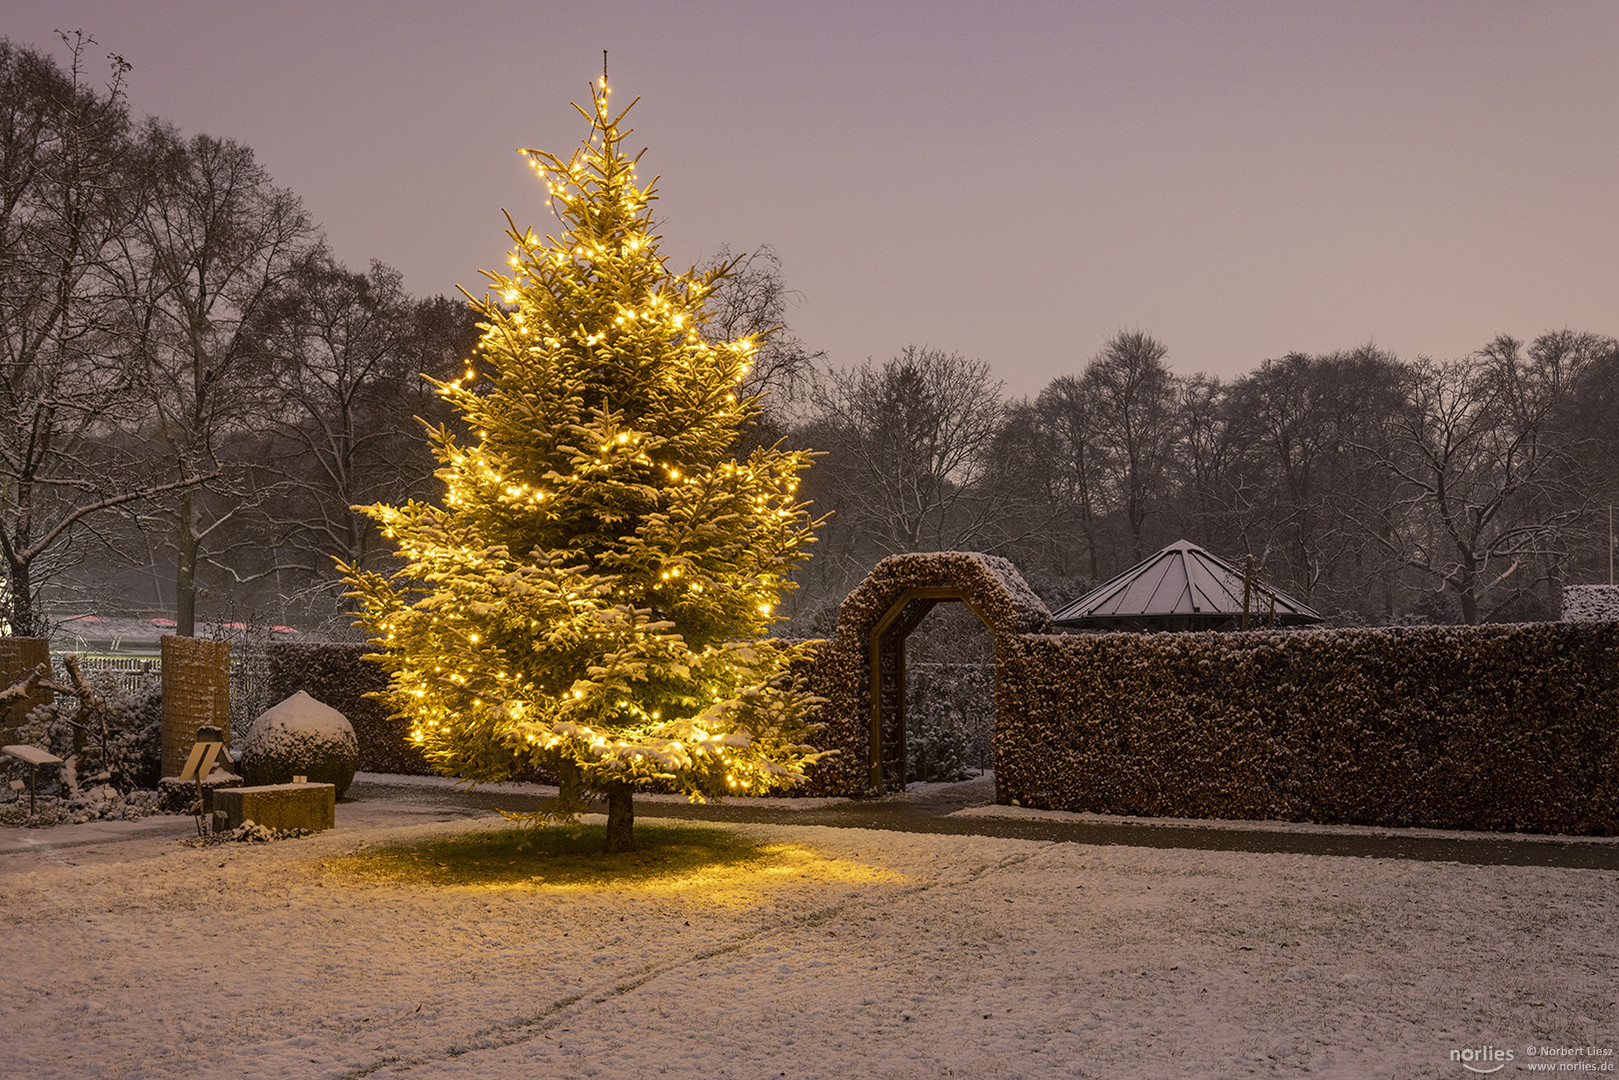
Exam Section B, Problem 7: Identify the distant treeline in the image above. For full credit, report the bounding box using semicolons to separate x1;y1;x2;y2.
4;36;1614;640
784;329;1618;633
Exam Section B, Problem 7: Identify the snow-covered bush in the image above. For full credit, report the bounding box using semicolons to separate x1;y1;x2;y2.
906;663;993;782
183;820;313;845
7;667;162;797
1563;585;1619;622
267;642;432;775
0;659;164;825
0;783;164;826
239;691;359;797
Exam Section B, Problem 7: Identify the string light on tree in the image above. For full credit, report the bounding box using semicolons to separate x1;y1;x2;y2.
345;70;825;853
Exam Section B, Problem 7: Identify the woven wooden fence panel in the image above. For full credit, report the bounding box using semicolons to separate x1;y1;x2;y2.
161;636;231;778
1;637;52;741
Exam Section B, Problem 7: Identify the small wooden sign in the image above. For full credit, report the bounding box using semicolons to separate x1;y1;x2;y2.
3;743;62;816
177;740;223;784
3;744;63;768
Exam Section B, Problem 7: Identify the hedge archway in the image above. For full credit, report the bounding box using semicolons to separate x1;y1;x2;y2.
800;552;1051;795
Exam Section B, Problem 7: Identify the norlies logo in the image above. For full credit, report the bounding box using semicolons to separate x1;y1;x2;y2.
1452;1046;1516;1074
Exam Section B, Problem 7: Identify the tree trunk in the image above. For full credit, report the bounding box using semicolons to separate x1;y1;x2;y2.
4;553;37;638
1456;555;1480;625
176;487;197;637
603;781;635;853
1458;582;1479;625
3;474;39;637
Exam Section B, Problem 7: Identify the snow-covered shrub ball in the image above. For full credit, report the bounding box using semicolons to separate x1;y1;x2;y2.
239;691;359;797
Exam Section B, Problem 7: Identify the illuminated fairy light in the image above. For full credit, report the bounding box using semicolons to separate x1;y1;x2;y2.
341;72;823;850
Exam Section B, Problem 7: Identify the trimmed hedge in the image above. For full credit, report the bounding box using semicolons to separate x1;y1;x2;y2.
996;622;1619;834
1564;585;1619;622
0;637;52;739
261;561;1619;835
265;642;433;776
160;635;230;779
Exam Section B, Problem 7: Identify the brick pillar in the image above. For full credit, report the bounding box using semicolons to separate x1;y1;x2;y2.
1;637;52;741
161;635;231;778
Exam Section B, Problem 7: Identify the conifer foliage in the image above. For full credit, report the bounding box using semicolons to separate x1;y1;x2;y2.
345;79;823;851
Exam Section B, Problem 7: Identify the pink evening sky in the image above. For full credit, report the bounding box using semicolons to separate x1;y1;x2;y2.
7;0;1616;397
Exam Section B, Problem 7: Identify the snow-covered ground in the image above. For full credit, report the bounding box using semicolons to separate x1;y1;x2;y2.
2;794;1614;1079
348;769;856;810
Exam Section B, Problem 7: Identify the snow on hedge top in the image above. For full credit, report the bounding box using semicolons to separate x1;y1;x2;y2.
840;552;1053;636
957;551;1053;627
244;690;357;754
1563;585;1619;622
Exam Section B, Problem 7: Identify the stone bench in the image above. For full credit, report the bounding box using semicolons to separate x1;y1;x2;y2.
211;782;335;833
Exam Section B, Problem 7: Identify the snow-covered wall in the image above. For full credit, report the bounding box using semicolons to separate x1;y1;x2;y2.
1562;585;1619;622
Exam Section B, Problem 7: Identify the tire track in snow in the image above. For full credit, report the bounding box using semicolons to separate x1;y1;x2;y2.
338;840;1056;1078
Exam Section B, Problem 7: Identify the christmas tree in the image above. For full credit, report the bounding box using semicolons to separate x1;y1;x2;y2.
345;76;824;852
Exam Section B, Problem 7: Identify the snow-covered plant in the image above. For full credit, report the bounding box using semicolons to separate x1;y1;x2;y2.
183;820;313;846
9;657;162;797
1562;585;1619;622
239;691;359;796
906;664;991;783
345;77;824;851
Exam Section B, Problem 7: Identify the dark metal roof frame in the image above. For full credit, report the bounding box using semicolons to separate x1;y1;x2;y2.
1052;540;1324;630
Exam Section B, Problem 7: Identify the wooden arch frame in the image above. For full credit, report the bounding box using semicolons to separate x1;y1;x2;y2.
867;587;996;791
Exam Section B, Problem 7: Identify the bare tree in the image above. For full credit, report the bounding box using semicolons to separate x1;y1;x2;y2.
0;34;197;635
1033;374;1107;579
1362;336;1587;623
699;244;823;437
128;126;317;635
1218;347;1405;612
263;257;415;577
253;257;476;615
1083;330;1181;561
807;347;1017;586
1560;331;1619;583
1172;372;1248;552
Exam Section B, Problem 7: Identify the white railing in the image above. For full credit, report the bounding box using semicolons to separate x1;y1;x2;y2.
49;650;271;740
